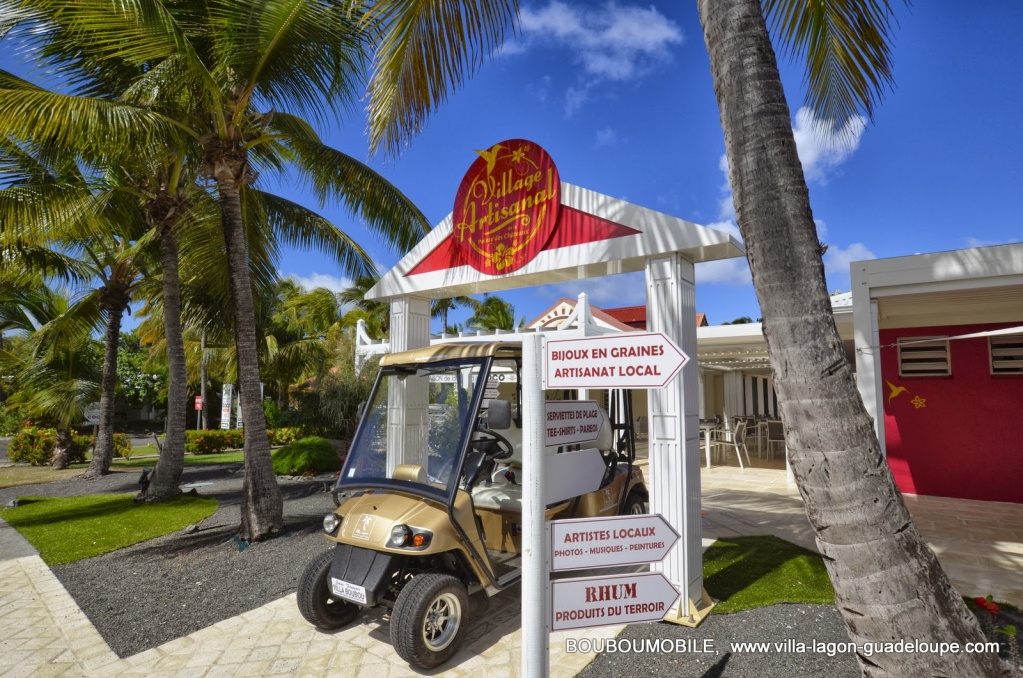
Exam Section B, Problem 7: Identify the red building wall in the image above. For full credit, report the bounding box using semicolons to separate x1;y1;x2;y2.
880;323;1023;504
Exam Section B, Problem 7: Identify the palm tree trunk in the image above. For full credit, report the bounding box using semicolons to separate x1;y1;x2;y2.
214;159;284;541
84;283;128;479
698;1;1007;675
200;329;208;430
50;427;73;470
139;227;185;501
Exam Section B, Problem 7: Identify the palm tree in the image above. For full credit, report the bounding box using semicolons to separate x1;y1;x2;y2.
0;139;153;478
1;0;430;539
0;283;102;468
432;296;478;335
696;0;1004;674
465;294;518;332
340;275;391;337
346;1;1005;672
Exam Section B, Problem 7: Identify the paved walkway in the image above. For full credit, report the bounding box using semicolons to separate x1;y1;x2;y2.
2;465;1021;677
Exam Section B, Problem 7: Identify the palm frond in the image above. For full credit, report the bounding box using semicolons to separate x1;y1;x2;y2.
245;188;376;281
360;0;518;156
207;0;368;126
280;133;429;253
765;0;902;126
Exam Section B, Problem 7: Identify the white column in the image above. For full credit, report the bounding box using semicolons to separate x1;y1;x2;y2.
722;371;745;431
698;370;706;420
521;334;549;678
386;295;432;476
645;253;706;617
852;266;886;457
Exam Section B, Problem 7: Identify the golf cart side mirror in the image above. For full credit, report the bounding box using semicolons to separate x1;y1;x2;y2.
487;399;511;430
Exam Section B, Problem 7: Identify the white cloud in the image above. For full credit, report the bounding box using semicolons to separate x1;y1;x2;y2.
791;107;867;185
824;242;876;280
286;272;351;294
517;1;683;114
695;220;752;285
595;126;618;147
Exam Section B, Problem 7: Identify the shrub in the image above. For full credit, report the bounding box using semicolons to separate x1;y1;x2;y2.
185;429;244;454
271;436;340;476
8;427;90;465
0;406;27;436
268;427;302;446
113;433;133;459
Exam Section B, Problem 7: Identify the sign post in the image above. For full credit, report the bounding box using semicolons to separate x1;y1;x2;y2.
220;385;232;430
194;396;203;430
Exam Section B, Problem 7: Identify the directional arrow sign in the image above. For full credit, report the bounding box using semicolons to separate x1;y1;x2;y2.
550;514;680;572
545;332;688;389
545;400;604;447
551;572;680;631
545;448;606;505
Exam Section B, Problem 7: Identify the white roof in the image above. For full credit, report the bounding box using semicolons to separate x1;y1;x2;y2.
366;182;745;301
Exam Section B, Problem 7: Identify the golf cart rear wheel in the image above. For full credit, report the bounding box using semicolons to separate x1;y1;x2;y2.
297;548;360;629
390;573;468;669
624;490;649;515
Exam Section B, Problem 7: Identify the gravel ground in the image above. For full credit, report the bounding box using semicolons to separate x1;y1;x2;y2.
0;464;339;658
577;605;861;678
3;465;1020;676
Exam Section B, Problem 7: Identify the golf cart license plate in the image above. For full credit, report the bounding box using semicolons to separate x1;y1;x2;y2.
330;578;367;605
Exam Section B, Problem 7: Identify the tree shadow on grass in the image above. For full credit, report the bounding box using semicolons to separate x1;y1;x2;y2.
704;535;834;612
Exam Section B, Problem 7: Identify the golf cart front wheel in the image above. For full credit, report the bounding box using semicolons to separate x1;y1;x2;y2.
390;573;468;669
296;548;360;629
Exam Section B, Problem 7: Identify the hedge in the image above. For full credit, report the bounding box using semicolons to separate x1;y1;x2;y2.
7;427;92;466
184;427;304;454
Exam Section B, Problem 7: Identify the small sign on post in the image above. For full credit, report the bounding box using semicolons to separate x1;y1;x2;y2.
545;332;688;389
551;572;680;631
194;396;203;411
550;514;680;572
544;400;604;447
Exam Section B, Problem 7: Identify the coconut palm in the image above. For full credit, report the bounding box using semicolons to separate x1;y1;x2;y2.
432;296;478;335
696;0;1004;674
1;0;430;538
340;275;391;337
348;0;1005;672
0;138;155;478
0;282;102;468
465;294;518;332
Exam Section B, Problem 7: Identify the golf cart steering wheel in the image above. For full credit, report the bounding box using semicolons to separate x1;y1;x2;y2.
471;428;515;461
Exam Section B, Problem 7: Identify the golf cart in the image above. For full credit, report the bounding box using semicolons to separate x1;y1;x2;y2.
296;342;647;669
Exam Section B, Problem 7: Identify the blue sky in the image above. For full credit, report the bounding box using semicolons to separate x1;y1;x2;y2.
279;1;1023;331
9;2;1023;333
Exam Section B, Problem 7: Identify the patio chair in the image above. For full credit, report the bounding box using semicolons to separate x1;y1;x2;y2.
766;419;785;459
709;419;752;469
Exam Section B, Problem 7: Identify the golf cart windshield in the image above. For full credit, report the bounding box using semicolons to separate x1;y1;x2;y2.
336;358;491;500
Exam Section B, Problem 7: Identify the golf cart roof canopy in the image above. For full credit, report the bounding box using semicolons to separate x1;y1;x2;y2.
379;342;522;366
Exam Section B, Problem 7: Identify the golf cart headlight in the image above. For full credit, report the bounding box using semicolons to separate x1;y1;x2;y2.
323;513;341;534
390;524;412;547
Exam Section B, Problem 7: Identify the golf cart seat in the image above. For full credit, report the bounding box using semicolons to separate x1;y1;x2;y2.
392;464;428;484
470;404;615;512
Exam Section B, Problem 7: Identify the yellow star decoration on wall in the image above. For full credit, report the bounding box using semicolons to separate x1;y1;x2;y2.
911;395;927;409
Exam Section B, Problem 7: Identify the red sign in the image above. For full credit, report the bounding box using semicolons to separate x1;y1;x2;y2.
452;139;560;274
194;396;203;411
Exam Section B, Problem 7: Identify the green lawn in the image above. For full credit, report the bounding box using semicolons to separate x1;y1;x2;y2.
704;536;835;613
2;493;218;565
110;450;245;469
0;451;245;488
